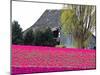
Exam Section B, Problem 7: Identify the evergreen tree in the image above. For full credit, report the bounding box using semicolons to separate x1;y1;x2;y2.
12;21;23;44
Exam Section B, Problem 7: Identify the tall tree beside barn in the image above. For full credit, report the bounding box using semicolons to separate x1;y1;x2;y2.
60;5;96;48
12;21;23;44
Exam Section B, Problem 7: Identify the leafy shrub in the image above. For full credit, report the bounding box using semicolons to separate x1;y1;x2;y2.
23;29;34;45
34;27;58;46
55;45;66;48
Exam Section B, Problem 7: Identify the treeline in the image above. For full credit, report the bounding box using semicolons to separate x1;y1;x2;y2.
12;21;59;47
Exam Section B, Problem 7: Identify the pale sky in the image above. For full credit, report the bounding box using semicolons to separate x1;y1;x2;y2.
12;1;63;31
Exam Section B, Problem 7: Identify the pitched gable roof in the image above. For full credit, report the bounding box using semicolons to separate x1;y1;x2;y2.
32;9;61;30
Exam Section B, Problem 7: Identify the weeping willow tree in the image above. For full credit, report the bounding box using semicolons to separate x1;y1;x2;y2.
60;5;96;48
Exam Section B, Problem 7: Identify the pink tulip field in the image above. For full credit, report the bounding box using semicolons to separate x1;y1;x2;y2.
12;45;96;75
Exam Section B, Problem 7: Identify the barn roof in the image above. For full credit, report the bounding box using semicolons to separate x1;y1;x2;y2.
23;9;61;35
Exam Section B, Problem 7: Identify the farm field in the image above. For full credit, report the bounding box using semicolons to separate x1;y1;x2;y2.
12;45;96;75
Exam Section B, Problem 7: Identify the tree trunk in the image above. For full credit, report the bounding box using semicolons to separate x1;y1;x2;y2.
74;39;84;49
